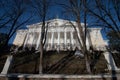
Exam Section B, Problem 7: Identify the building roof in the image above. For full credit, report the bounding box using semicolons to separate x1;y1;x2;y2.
27;18;85;28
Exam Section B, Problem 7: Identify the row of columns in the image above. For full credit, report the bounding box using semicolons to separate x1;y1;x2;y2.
23;30;93;51
46;31;75;50
24;31;75;50
23;28;41;50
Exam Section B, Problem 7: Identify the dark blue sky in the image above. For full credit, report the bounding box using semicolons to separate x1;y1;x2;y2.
1;0;117;44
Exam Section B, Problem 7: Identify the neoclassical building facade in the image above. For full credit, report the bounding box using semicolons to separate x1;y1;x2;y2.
13;19;107;51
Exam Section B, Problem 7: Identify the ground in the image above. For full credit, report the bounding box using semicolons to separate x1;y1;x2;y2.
0;51;110;74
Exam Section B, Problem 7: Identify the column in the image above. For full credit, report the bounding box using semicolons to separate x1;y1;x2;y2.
31;29;36;48
23;32;29;48
78;30;82;49
86;33;90;50
36;28;41;50
45;32;48;50
64;31;67;49
70;32;74;50
70;32;74;45
58;32;60;46
51;32;54;49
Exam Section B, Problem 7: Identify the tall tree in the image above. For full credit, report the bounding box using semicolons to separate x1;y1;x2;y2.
30;0;52;74
60;0;91;73
86;0;120;38
0;0;32;48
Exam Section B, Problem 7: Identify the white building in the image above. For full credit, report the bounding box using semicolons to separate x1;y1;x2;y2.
13;19;107;51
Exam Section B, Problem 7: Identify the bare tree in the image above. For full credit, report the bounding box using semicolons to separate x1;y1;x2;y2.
0;1;11;29
0;0;32;48
60;0;91;73
30;0;52;74
86;0;120;38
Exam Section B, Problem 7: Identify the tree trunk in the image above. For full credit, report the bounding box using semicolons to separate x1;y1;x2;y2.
39;41;43;74
83;0;91;74
85;51;91;74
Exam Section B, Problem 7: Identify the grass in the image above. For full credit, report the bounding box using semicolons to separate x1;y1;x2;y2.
0;51;108;74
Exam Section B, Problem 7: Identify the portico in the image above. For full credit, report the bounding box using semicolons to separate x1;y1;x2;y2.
13;18;107;51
